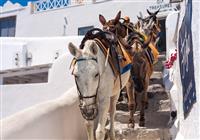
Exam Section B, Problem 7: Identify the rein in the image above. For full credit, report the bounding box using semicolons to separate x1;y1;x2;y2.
72;57;99;100
72;57;100;120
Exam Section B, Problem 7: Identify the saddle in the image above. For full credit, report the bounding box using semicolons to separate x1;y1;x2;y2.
79;28;131;77
127;32;159;64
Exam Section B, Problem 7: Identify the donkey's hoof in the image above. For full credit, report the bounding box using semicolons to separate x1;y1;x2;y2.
128;123;135;128
145;103;149;109
128;119;135;128
139;121;145;127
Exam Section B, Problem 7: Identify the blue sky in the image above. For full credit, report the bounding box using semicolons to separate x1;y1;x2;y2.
0;0;38;6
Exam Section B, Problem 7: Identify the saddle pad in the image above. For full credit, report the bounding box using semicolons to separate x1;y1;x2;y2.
145;47;154;64
95;38;131;77
119;45;132;74
142;34;159;64
148;43;159;63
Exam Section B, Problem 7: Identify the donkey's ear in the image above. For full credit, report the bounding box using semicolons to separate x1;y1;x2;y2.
89;42;98;55
154;8;160;15
68;42;81;58
147;9;153;15
114;11;121;23
137;16;142;20
99;14;106;25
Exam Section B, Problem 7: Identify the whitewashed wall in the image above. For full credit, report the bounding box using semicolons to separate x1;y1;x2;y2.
0;37;83;70
1;39;88;139
1;87;87;140
0;37;85;118
176;1;200;139
0;0;177;37
0;41;27;70
164;0;200;139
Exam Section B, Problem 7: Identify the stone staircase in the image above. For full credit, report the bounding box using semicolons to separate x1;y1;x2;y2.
108;53;172;140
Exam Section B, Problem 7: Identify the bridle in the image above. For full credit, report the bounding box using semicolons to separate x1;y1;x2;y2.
103;20;126;38
70;27;126;120
71;57;100;120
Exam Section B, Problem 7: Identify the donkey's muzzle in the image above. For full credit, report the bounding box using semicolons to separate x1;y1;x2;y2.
132;76;144;92
79;103;98;120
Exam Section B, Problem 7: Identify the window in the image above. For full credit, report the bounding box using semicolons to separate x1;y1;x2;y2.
0;16;16;37
78;26;94;35
157;18;166;52
170;0;183;3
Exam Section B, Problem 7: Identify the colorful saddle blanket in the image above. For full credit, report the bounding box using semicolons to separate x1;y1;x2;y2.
142;34;159;64
79;28;132;77
94;38;132;76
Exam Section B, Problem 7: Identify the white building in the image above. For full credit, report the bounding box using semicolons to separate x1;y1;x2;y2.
0;0;178;37
0;0;179;84
0;0;200;139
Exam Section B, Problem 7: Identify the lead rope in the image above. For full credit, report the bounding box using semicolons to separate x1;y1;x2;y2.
116;28;122;90
105;48;110;67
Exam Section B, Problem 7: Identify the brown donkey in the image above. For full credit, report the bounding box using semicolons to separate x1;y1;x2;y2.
126;34;153;127
126;10;161;127
99;11;159;128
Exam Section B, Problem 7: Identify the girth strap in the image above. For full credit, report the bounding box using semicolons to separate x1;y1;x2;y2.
94;38;119;77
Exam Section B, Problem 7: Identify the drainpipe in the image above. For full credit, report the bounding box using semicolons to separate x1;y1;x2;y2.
63;17;68;36
0;77;3;85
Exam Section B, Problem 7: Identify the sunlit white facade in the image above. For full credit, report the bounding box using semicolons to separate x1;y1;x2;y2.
1;0;200;140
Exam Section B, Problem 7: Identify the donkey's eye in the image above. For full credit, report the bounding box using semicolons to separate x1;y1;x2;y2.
74;75;79;79
103;26;107;30
95;73;99;78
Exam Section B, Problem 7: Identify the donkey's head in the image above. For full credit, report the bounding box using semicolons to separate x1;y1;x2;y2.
147;9;161;41
136;9;160;36
129;33;152;54
128;35;152;92
99;11;127;38
146;9;160;21
68;40;100;120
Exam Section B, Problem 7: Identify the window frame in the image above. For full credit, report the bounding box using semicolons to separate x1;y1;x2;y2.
0;16;16;37
78;25;94;35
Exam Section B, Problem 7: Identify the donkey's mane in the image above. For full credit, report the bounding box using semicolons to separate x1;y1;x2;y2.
79;28;115;50
127;32;145;46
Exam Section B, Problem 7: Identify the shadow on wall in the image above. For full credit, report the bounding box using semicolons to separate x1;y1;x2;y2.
1;48;87;139
1;38;82;118
1;87;87;139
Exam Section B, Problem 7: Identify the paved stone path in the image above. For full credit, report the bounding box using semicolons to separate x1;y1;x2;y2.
106;54;171;140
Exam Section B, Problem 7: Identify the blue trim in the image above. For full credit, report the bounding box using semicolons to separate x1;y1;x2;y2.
120;63;132;74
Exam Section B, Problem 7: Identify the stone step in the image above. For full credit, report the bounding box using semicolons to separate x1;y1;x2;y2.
112;61;171;140
150;71;163;85
154;54;166;72
106;109;171;140
115;127;170;140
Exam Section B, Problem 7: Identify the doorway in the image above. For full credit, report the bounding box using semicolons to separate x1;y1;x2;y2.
157;18;166;52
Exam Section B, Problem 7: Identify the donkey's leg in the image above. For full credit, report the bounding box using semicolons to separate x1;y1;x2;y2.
139;93;146;127
126;78;136;128
96;97;110;140
143;76;150;109
109;93;120;140
139;78;149;127
139;88;148;127
85;120;95;140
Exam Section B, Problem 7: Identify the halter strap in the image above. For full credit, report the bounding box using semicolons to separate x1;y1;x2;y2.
76;57;97;63
72;57;100;100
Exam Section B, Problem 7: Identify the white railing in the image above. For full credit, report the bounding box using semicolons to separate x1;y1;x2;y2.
31;0;110;13
32;0;70;13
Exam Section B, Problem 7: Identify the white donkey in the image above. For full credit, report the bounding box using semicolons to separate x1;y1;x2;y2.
68;40;130;140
